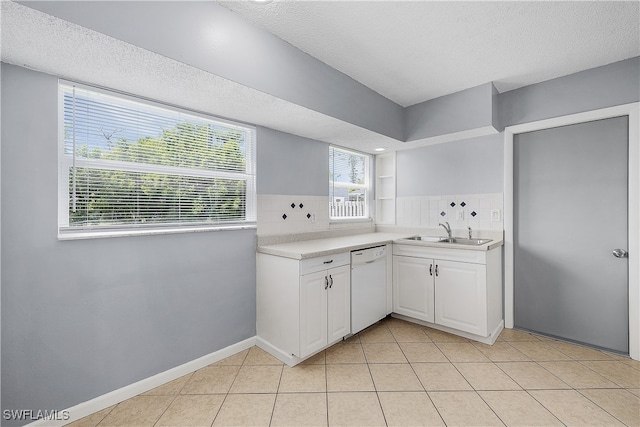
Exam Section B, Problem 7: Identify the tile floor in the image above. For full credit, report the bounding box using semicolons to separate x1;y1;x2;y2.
68;318;640;427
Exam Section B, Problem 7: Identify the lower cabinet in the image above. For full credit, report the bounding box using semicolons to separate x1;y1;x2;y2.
393;244;502;339
300;264;350;358
256;252;351;365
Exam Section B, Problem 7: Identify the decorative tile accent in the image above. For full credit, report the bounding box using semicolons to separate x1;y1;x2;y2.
290;203;296;209
440;211;446;217
299;203;304;209
450;202;456;207
460;202;466;207
307;213;311;219
471;211;477;217
282;214;287;220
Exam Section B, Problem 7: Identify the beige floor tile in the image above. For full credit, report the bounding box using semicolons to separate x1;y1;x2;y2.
362;342;408;363
628;388;640;397
378;391;445;426
343;334;361;343
539;361;620;389
279;364;326;393
544;340;615;361
581;361;640;388
325;342;366;364
579;389;640;427
454;363;522;391
369;363;423;391
271;393;328;427
243;346;284;365
497;328;542;342
229;365;283;393
181;365;240;394
388;323;431;342
358;322;395;343
436;342;491;362
412;362;473;391
422;327;469;343
326;364;375;391
66;406;115;427
300;350;326;365
155;394;225;426
429;391;505;426
472;342;531;362
215;349;249;366
622;358;640;371
529;389;625;426
97;396;173;427
496;362;570;390
479;390;563;426
142;374;192;396
509;341;572;361
212;393;276;427
400;342;449;363
327;392;386;427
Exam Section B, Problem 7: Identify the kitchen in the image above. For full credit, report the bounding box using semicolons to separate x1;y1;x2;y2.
1;1;639;426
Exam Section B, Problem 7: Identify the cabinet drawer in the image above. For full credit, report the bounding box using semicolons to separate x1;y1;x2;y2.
300;252;350;275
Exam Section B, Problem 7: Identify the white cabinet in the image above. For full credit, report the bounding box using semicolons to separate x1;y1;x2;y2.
393;256;434;322
392;244;502;341
300;264;350;358
434;260;487;336
256;252;351;365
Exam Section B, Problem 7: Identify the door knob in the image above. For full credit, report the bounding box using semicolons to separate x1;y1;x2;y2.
613;249;628;258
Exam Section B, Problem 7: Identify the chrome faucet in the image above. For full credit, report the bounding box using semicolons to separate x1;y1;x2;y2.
439;221;452;239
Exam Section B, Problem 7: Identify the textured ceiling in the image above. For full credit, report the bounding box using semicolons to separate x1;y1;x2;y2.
218;1;640;107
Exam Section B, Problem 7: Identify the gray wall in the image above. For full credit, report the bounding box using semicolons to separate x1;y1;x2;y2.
500;57;640;127
1;63;257;423
257;127;329;196
396;133;504;197
24;1;405;141
405;83;496;141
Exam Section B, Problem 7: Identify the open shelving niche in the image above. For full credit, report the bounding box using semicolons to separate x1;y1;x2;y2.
375;152;396;225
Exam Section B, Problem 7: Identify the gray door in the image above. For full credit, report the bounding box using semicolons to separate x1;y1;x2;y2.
514;116;628;354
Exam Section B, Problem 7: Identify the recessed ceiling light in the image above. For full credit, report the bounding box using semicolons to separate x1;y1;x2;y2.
374;148;386;152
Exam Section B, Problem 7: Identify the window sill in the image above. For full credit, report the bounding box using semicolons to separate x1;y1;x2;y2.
58;224;257;240
329;217;374;224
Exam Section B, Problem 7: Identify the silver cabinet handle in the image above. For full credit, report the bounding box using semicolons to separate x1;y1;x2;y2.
323;260;334;264
429;264;433;276
613;249;628;258
435;264;439;277
329;274;333;288
324;276;329;289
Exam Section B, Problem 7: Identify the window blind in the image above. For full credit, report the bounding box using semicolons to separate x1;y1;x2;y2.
329;146;370;219
59;83;256;235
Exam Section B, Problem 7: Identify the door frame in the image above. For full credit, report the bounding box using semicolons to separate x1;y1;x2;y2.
504;102;639;360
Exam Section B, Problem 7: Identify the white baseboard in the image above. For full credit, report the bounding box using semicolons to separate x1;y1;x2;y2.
27;337;256;427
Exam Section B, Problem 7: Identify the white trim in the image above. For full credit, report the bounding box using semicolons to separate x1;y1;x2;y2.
26;337;256;427
391;313;504;345
504;102;640;361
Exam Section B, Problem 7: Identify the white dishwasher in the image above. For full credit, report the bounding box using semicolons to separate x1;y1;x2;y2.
351;245;387;334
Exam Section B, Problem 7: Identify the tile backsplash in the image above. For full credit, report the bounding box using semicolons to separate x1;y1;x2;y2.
258;195;330;235
396;193;503;231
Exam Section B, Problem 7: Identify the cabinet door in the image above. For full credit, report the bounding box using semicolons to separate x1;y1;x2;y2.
300;270;328;358
392;256;434;322
327;264;351;343
435;260;487;336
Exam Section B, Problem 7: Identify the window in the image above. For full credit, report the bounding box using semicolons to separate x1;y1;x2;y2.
58;82;256;238
329;146;371;220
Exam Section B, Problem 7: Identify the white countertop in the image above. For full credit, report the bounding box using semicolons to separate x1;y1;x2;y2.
257;231;503;260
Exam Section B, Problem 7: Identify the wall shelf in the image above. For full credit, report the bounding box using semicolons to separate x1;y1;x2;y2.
375;153;396;225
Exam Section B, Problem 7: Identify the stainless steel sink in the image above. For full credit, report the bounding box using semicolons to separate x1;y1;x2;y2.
404;236;443;242
402;236;492;246
437;237;492;246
